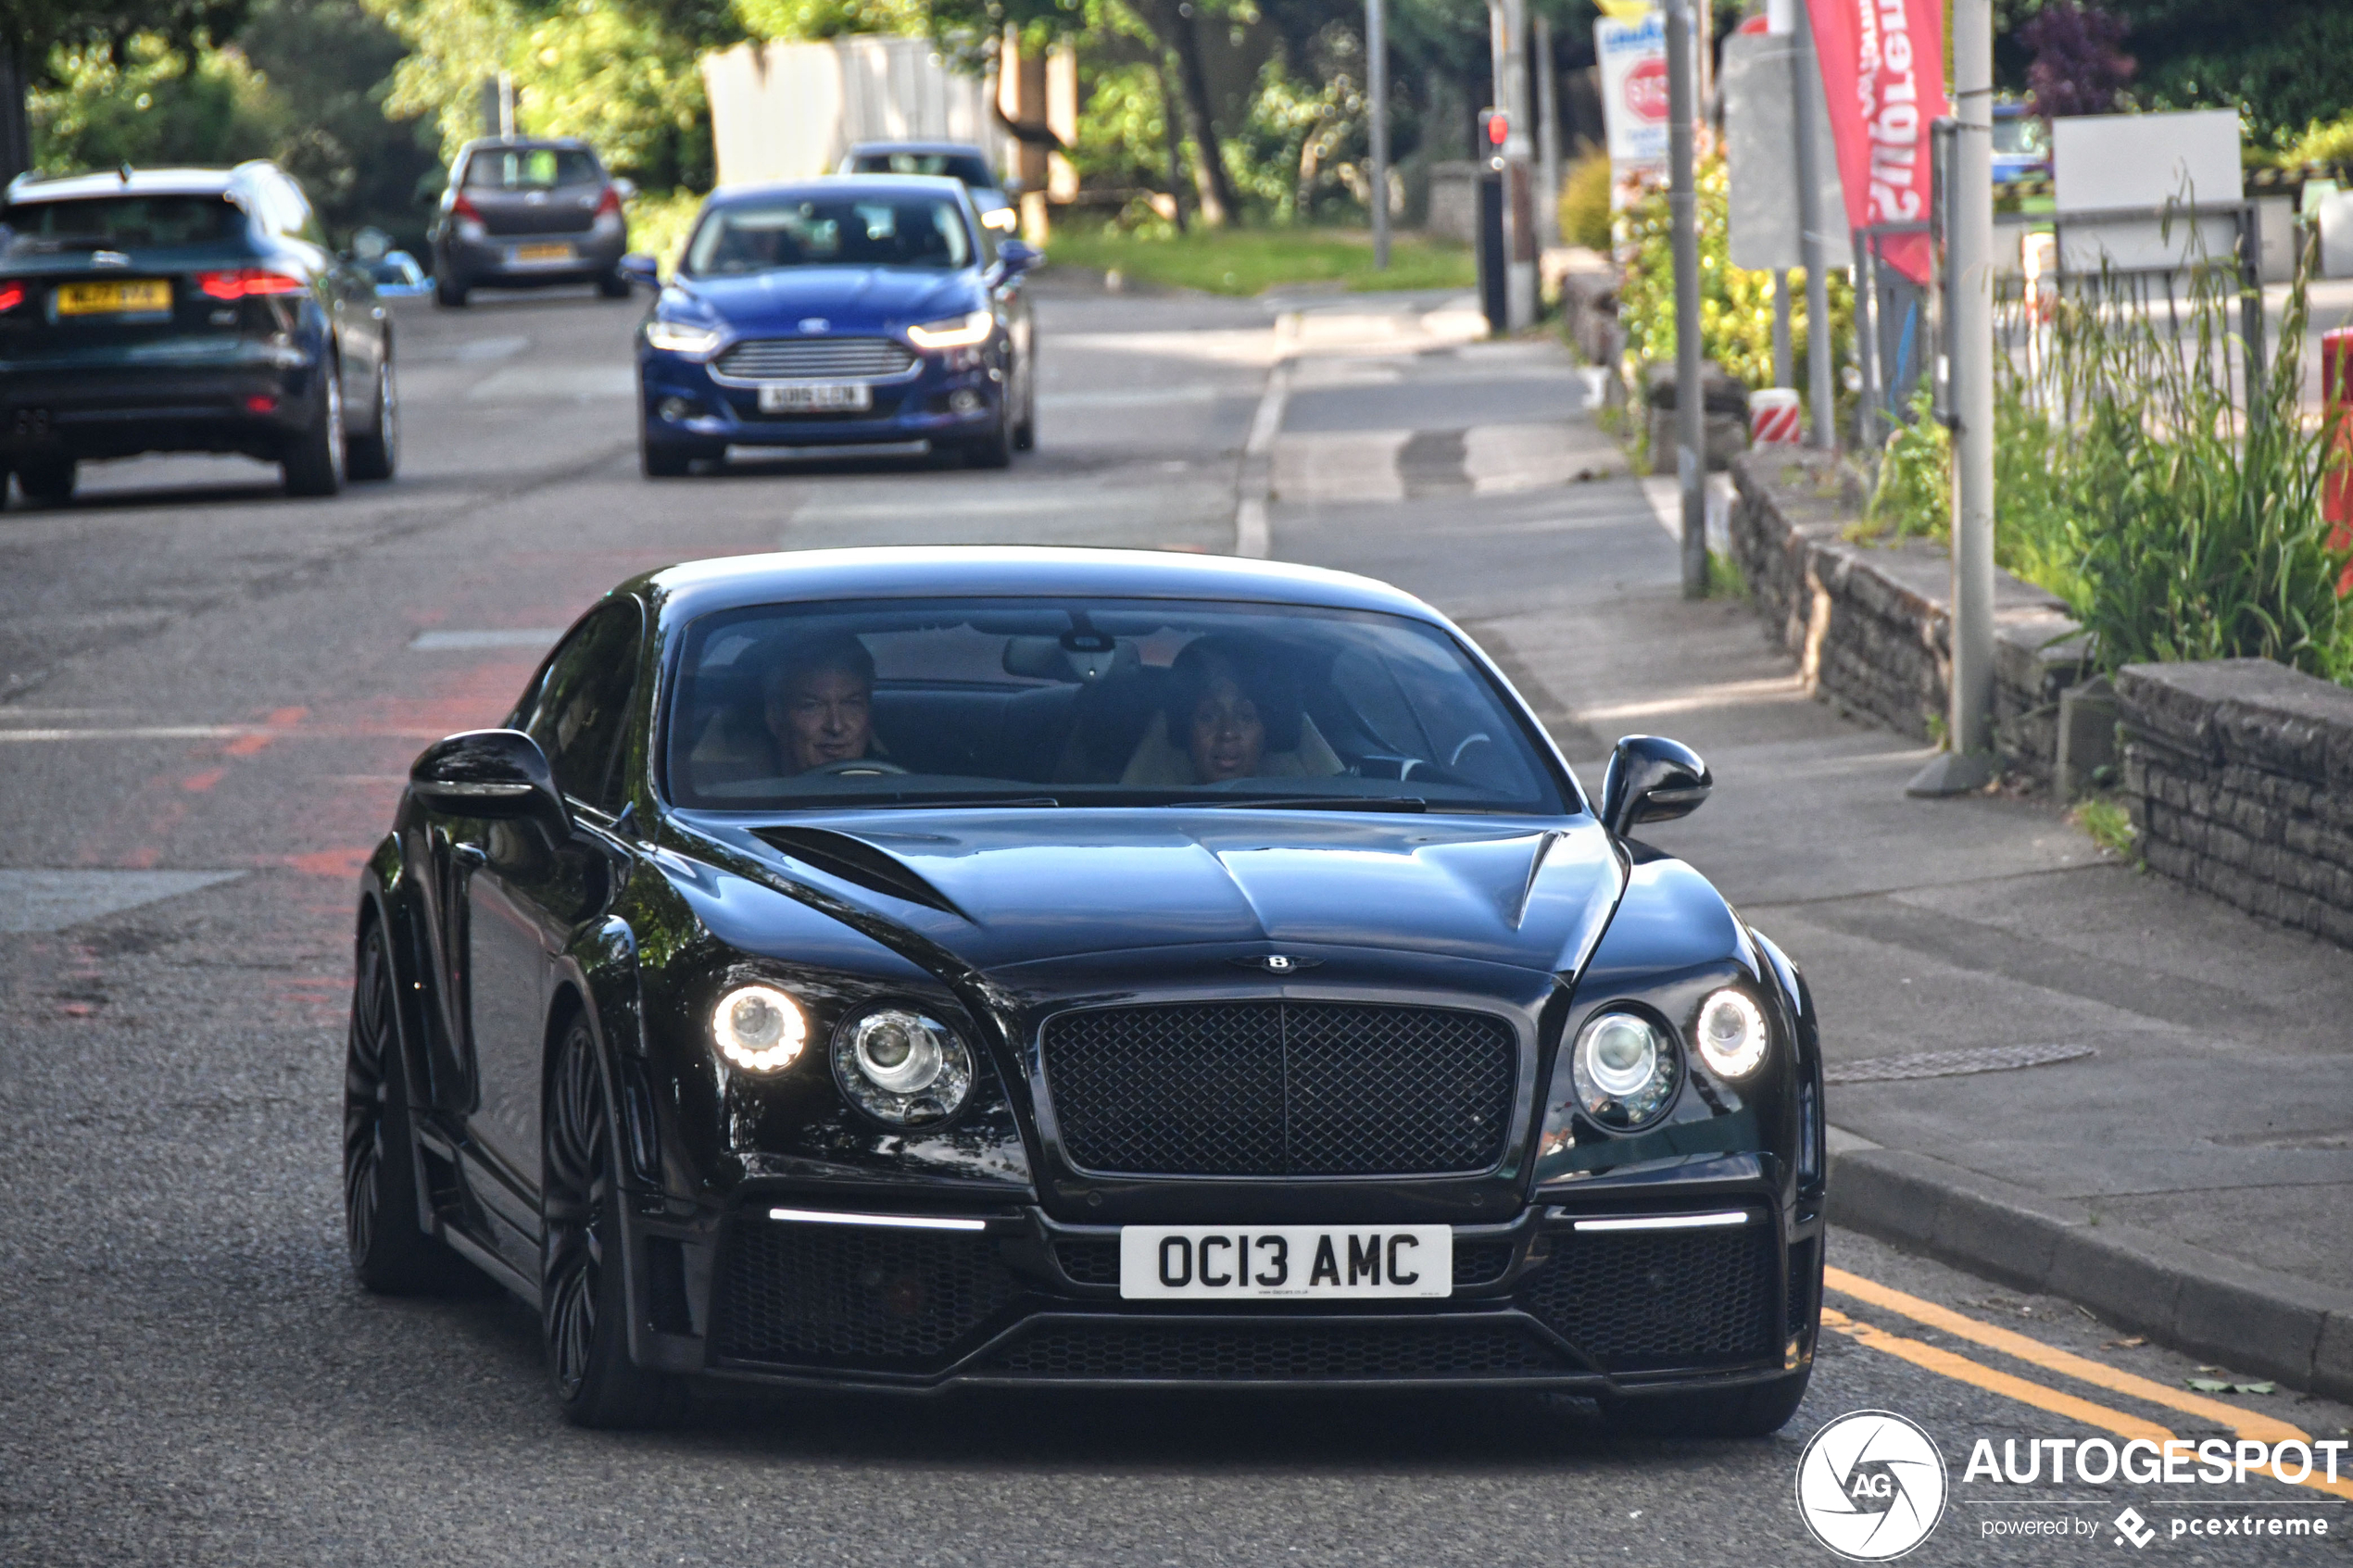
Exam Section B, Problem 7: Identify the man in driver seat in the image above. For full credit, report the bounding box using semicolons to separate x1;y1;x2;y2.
764;633;879;773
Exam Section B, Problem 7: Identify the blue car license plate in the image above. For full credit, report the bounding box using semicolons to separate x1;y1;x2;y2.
758;382;872;414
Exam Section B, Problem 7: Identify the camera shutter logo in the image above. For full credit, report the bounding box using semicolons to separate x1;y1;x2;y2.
1794;1410;1949;1561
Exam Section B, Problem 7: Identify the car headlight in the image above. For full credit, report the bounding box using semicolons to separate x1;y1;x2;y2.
712;985;807;1073
833;1007;974;1125
1694;988;1769;1078
1568;1010;1680;1129
906;309;993;350
645;319;722;355
981;208;1019;232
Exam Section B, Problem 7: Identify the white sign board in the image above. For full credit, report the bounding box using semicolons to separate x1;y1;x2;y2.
1596;13;1668;169
700;36;1010;188
2052;110;2244;272
1720;31;1852;270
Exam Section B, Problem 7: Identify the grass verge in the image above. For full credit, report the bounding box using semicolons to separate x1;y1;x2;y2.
1039;222;1476;296
2075;797;2137;857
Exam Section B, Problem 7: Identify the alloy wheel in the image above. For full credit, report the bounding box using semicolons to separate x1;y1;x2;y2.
341;933;396;1268
543;1022;611;1403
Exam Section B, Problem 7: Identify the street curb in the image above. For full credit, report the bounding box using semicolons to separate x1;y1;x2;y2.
1826;1128;2353;1401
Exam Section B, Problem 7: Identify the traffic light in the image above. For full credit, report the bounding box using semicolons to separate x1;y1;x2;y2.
1478;107;1508;171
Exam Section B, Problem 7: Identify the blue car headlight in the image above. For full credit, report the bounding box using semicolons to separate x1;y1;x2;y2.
906;310;992;350
645;319;723;356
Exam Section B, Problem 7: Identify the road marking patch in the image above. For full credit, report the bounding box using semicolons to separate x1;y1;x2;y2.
0;869;244;935
409;629;565;651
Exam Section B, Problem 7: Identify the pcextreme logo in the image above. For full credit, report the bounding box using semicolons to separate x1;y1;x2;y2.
1796;1410;1951;1561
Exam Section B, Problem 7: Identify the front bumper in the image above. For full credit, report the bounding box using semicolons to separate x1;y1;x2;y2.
638;346;1001;452
619;1165;1822;1396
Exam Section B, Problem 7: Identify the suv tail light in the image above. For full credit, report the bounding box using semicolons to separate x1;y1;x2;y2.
195;269;307;300
451;193;483;222
0;282;22;313
595;186;623;219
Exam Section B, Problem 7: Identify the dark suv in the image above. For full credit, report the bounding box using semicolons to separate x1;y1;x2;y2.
430;138;631;307
0;162;395;504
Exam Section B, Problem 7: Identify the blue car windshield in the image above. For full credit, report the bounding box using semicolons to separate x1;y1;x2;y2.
684;196;972;276
663;597;1567;814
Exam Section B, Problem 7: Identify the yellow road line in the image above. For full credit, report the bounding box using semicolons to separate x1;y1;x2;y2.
1821;1286;2353;1504
1821;1308;2172;1444
1826;1267;2310;1446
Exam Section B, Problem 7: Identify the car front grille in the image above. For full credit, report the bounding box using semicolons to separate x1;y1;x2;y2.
709;1218;1022;1371
1040;1001;1517;1177
1514;1219;1778;1373
980;1319;1570;1380
713;337;916;380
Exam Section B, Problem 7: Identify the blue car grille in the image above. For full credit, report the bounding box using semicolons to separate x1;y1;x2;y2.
714;337;916;380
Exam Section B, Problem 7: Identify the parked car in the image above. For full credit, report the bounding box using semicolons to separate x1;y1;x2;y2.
347;546;1825;1434
838;141;1019;232
626;175;1039;476
363;250;431;299
0;162;395;504
429;137;632;307
1993;101;2051;188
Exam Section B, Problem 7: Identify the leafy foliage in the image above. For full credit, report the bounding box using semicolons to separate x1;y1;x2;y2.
1556;149;1610;252
2020;0;2133;119
31;33;283;172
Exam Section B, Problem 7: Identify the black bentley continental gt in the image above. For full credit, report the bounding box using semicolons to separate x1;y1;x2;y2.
347;547;1826;1432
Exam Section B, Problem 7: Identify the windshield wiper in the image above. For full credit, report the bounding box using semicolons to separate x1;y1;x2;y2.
1193;795;1428;813
812;793;1062;809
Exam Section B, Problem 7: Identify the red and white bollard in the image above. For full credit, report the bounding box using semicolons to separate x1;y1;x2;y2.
1749;388;1803;446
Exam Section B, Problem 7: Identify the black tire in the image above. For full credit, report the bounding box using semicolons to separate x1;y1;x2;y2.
345;923;476;1294
346;359;398;482
1602;1367;1813;1438
640;429;692;479
1012;369;1036;452
961;397;1013;470
543;1016;682;1428
17;457;73;507
282;363;346;497
598;271;632;299
434;275;468;308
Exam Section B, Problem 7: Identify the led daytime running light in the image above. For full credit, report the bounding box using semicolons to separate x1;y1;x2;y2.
906;309;992;349
711;984;808;1073
1694;988;1769;1079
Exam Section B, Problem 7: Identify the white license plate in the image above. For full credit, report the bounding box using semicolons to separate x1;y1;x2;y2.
1120;1224;1453;1300
758;382;872;413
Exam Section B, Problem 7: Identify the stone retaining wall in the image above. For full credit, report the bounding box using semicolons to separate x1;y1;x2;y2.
2116;659;2353;947
1728;449;2088;785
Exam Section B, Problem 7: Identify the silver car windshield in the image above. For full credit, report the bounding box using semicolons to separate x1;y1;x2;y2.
663;597;1566;814
683;196;972;276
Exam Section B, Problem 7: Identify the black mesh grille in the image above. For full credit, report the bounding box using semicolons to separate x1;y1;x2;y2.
1041;1002;1516;1176
711;1221;1022;1369
1054;1238;1123;1286
714;337;916;379
1453;1240;1516;1287
1786;1236;1818;1336
1515;1221;1777;1373
984;1320;1568;1380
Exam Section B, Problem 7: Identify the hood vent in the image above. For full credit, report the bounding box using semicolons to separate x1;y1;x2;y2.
751;826;966;919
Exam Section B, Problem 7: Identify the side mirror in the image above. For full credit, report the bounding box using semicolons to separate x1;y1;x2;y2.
1599;734;1712;838
410;729;569;833
619;252;661;289
997;238;1041;273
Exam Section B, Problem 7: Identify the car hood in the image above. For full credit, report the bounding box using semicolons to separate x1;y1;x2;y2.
669;268;973;329
689;809;1626;980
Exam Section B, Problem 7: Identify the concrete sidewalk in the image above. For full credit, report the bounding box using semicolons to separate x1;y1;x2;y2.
1268;320;2353;1399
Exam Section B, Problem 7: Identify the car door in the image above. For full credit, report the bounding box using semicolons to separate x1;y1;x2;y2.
456;600;644;1259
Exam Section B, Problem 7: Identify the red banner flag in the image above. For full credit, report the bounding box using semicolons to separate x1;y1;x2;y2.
1803;0;1947;283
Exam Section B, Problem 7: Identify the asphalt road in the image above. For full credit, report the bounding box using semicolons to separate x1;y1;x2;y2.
2;281;2348;1567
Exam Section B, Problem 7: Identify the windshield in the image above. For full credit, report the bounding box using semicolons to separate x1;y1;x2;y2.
664;597;1567;814
683;195;972;276
4;194;245;254
466;147;601;190
849;151;995;189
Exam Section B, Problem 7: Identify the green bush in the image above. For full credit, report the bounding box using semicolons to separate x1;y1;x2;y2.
1558;150;1611;251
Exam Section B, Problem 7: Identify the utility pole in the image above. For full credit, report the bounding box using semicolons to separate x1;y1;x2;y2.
1490;0;1535;329
1910;0;1997;795
1367;0;1390;268
1768;0;1793;391
1793;2;1834;449
1533;13;1560;248
1667;0;1706;599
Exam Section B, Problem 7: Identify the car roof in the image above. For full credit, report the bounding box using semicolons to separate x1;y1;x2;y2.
6;166;248;201
710;174;970;206
635;546;1449;628
846;141;990;159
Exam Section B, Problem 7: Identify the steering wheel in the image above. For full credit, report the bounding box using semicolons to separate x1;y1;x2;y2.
1449;733;1494;768
801;758;911;778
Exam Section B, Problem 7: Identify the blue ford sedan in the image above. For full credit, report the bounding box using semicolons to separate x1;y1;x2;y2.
627;176;1038;477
